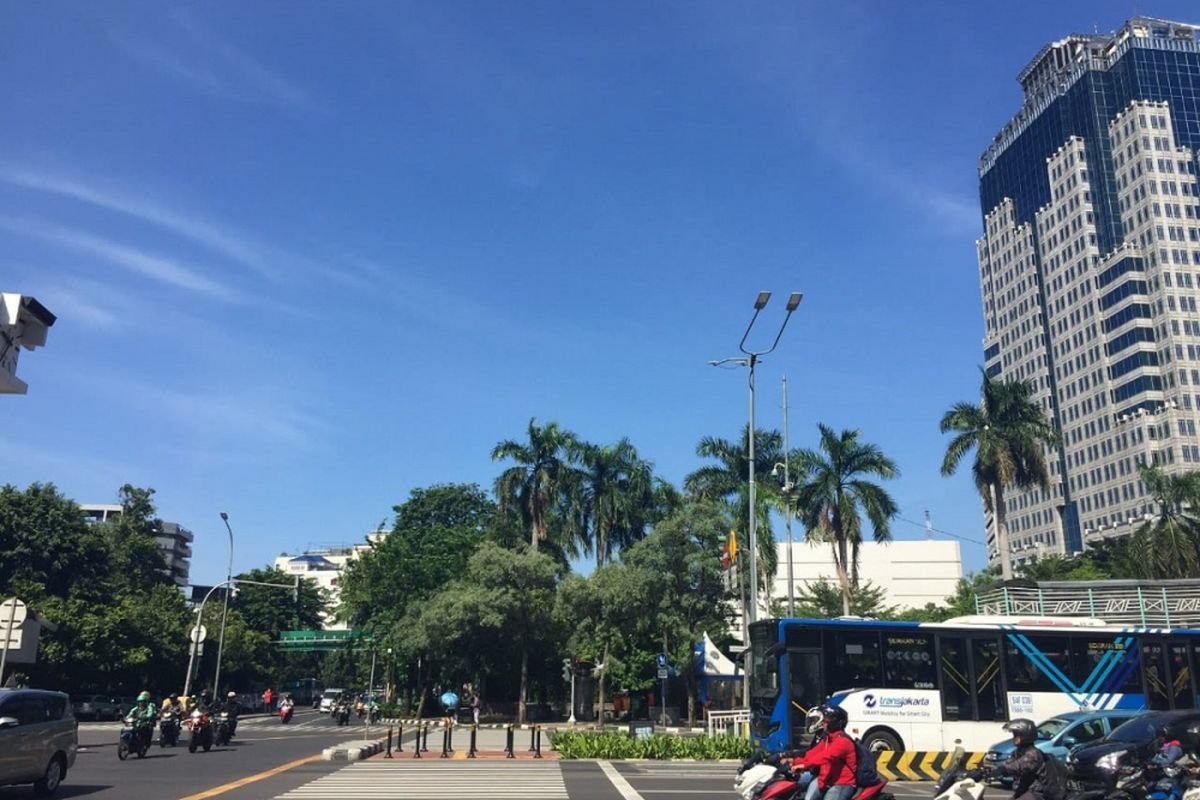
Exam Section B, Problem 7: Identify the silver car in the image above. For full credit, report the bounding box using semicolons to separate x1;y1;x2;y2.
0;689;78;797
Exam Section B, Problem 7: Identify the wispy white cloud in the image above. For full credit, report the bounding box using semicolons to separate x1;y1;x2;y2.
111;9;309;108
0;169;282;281
0;215;237;299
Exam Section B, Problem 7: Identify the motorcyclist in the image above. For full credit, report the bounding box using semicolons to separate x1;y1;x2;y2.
996;718;1046;800
222;691;241;737
1152;731;1184;766
127;691;157;750
799;704;858;800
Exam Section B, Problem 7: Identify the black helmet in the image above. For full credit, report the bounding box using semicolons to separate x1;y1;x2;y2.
810;703;849;733
1004;718;1037;746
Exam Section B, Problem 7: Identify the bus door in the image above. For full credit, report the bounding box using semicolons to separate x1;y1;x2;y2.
787;650;823;744
1141;638;1196;710
938;636;1004;722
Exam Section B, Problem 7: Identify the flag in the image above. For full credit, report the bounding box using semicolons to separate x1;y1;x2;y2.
728;529;739;563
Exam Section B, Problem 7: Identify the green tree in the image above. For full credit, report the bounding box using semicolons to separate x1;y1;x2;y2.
99;485;172;595
1017;554;1111;582
793;425;900;617
234;566;326;637
339;483;495;629
0;483;106;602
1128;463;1200;579
492;419;580;552
784;579;894;619
572;438;660;567
940;372;1060;580
684;426;784;612
622;500;735;724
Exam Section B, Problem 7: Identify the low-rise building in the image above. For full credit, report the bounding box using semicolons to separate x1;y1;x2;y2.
273;530;387;630
772;539;963;610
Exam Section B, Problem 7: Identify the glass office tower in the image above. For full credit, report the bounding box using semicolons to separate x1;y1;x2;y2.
976;17;1200;569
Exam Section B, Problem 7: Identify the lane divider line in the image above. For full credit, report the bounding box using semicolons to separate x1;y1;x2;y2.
599;760;645;800
175;753;322;800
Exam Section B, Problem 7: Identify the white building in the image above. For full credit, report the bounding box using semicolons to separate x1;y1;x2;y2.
771;539;963;610
274;530;388;630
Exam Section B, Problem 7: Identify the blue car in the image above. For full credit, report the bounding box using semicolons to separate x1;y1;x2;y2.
985;710;1142;780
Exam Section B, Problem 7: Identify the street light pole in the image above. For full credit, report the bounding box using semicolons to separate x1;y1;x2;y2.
711;291;803;630
213;512;235;695
782;375;795;618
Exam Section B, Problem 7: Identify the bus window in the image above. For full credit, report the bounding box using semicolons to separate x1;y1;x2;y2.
1170;641;1193;709
1070;638;1141;695
939;636;973;721
1142;640;1170;710
825;630;881;688
973;638;1004;721
883;634;936;689
1004;634;1070;693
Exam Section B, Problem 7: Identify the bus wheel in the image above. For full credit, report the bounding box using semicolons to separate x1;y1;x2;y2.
862;729;902;753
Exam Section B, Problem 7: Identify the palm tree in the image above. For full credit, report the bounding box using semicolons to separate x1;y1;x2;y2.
940;372;1060;580
684;426;783;613
572;438;657;567
793;424;900;617
1129;463;1200;579
492;419;579;552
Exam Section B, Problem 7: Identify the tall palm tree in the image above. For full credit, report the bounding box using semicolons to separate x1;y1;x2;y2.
572;438;657;567
793;424;900;617
940;372;1060;580
684;426;783;612
492;419;579;552
1129;463;1200;579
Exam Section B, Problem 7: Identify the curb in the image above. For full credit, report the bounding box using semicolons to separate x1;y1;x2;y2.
380;718;706;734
322;737;388;761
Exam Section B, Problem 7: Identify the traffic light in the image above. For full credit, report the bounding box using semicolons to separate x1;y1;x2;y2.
561;658;572;683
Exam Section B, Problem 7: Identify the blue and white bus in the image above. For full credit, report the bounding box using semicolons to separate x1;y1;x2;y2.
748;615;1199;753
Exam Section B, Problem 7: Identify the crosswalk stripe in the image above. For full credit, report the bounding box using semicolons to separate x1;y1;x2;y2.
274;762;568;799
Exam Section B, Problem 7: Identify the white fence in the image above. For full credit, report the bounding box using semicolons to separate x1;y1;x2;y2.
706;708;750;738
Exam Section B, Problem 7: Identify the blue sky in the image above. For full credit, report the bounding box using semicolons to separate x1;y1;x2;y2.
5;1;1197;586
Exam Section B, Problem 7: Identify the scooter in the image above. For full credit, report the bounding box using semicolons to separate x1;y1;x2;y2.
117;715;151;761
335;704;350;726
736;752;892;800
933;751;986;800
214;711;233;746
280;703;294;724
159;710;181;747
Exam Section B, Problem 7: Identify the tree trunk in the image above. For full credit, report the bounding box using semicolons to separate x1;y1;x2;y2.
836;535;851;617
993;484;1013;581
595;643;608;729
518;646;529;724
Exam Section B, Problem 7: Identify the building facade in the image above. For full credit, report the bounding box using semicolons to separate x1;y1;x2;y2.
79;503;193;588
273;530;387;630
976;16;1200;567
771;539;962;610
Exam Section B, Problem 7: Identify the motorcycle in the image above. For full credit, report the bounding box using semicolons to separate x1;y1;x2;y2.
159;710;181;747
117;715;151;761
280;704;294;724
214;711;233;746
735;751;892;800
186;709;214;753
368;705;381;724
933;751;986;800
335;703;350;726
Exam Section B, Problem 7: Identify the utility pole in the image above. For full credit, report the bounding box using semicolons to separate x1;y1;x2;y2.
782;375;795;618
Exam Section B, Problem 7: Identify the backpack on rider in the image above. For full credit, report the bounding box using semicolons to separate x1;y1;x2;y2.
852;739;882;787
1037;752;1067;800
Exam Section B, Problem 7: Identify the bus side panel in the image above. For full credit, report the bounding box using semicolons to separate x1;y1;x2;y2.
835;688;941;751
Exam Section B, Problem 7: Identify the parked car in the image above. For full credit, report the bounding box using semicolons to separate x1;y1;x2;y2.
70;695;121;721
1067;709;1200;792
0;688;78;797
319;689;345;713
986;709;1140;783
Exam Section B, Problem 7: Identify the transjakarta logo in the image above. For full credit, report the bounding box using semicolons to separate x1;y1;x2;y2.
861;694;928;709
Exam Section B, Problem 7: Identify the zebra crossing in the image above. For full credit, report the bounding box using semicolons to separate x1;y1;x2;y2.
274;761;568;799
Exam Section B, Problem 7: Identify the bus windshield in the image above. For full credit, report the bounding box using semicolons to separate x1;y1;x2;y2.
749;624;779;699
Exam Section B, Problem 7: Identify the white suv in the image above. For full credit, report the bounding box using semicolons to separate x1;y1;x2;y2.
319;689;344;713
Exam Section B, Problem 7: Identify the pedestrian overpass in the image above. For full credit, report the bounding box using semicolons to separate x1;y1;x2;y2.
275;629;374;652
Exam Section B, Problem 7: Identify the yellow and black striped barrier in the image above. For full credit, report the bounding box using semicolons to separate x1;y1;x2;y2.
874;751;985;782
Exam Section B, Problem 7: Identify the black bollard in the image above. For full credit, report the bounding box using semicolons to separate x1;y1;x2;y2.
468;724;477;759
505;724;514;759
528;724;536;752
397;723;404;753
385;725;393;758
413;724;422;759
533;725;542;759
421;723;429;752
440;725;449;758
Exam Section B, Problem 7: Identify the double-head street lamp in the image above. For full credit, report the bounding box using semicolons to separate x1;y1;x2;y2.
710;291;802;630
213;512;235;695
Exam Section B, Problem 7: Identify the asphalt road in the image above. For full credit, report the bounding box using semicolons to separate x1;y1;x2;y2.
1;711;943;800
0;708;387;800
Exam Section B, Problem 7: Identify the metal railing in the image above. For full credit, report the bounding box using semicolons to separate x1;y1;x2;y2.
975;579;1200;627
706;708;750;738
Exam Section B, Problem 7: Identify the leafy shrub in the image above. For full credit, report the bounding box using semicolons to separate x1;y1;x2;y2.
549;730;752;760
